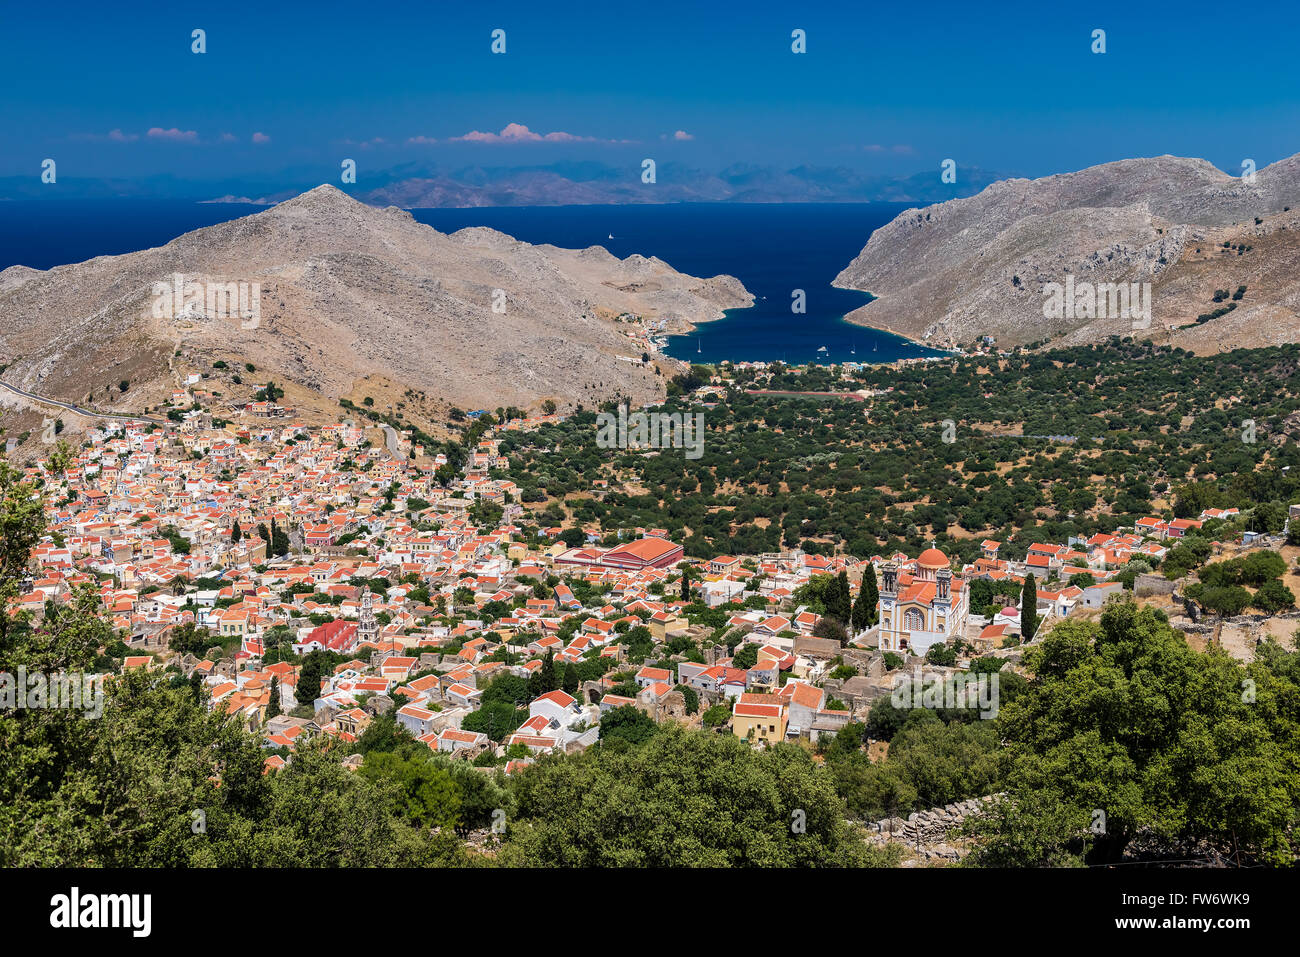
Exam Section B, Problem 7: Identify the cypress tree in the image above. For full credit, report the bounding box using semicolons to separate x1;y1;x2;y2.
1021;573;1038;641
852;564;879;630
266;676;282;719
539;649;558;693
864;564;879;626
830;571;852;623
298;651;324;705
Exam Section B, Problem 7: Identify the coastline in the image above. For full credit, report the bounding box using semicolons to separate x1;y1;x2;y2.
837;293;955;353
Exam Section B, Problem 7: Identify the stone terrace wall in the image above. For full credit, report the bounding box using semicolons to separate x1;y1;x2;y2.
869;793;1004;850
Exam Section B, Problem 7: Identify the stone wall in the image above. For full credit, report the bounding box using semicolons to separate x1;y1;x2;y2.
1134;573;1175;597
868;793;1004;860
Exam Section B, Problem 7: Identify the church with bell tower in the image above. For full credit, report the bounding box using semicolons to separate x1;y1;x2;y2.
874;544;969;655
358;586;379;645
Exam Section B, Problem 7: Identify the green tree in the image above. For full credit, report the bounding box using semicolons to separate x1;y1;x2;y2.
559;662;578;697
266;676;281;720
968;600;1300;866
826;571;852;623
829;713;1001;820
537;649;558;694
852;565;878;631
296;650;328;705
732;642;759;670
1254;578;1295;614
702;704;731;728
1020;573;1038;641
674;683;700;714
357;752;462;830
461;701;524;742
597;705;659;746
925;643;957;666
501;724;891;866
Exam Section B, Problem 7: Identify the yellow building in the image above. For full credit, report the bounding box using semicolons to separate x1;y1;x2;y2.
731;693;787;745
648;611;688;642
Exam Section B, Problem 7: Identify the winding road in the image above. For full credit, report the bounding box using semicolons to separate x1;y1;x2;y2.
0;381;176;428
380;424;403;458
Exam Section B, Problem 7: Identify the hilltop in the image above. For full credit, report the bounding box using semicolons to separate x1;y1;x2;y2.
0;185;751;443
833;153;1300;351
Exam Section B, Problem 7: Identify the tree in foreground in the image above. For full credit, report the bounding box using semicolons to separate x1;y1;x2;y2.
0;448;460;867
966;599;1300;866
500;724;896;866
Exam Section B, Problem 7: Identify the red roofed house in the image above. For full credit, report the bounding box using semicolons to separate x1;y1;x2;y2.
600;536;684;570
294;619;359;655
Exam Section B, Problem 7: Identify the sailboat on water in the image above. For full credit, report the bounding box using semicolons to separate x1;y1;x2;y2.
697;338;702;353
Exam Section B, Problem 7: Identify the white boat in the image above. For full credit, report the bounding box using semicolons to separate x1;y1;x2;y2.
817;345;828;353
607;233;614;239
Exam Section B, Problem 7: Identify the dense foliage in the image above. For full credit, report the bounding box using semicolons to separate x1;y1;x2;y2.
502;341;1300;562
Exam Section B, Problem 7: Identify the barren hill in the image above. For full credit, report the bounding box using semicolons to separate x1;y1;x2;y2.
0;185;751;437
833;154;1300;351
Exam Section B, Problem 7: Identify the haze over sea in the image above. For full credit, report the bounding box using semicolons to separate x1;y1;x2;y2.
0;200;943;366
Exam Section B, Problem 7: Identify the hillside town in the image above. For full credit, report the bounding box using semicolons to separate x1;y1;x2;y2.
16;390;1289;780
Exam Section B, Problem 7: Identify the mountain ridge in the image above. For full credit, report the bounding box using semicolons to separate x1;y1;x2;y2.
833;153;1300;351
0;185;751;444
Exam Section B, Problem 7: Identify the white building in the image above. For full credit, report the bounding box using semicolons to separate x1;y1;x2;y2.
875;547;969;655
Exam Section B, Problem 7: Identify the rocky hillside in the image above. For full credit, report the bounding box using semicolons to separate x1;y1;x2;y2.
833;154;1300;351
0;185;751;434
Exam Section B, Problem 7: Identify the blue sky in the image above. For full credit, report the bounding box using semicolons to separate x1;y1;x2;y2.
3;0;1299;187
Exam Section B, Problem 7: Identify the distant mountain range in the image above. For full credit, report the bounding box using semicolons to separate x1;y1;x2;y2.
834;152;1300;352
0;162;1005;207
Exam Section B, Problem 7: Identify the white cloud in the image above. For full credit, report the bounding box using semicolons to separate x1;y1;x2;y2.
452;122;598;144
147;127;199;143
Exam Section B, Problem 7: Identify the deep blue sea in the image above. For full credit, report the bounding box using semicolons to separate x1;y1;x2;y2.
0;199;942;365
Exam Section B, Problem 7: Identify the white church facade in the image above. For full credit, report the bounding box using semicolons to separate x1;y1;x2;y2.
874;546;969;655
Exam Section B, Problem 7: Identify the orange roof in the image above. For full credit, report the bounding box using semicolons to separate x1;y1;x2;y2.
605;537;680;562
917;547;949;569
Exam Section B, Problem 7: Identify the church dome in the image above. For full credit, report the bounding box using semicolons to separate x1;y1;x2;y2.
917;547;949;569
